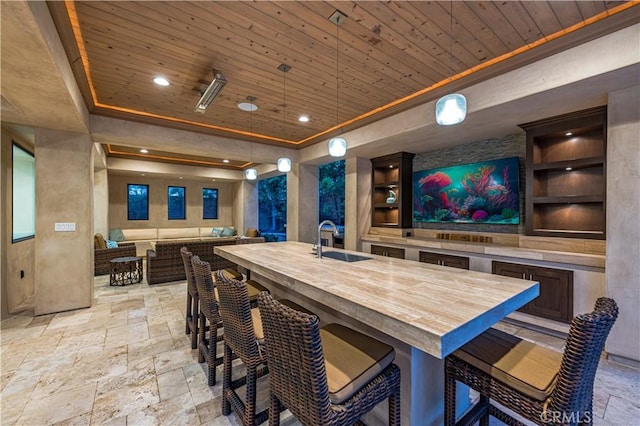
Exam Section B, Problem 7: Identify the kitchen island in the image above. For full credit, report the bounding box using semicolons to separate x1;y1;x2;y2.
216;241;539;424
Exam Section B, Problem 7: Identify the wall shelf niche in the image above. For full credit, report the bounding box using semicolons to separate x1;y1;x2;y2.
520;106;606;239
371;152;414;228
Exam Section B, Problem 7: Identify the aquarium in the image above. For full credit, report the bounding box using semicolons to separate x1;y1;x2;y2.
413;157;520;224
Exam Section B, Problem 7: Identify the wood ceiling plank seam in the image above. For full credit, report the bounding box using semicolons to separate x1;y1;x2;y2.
547;1;586;29
392;1;498;64
519;2;564;39
576;1;607;20
464;1;527;50
494;1;545;44
214;1;433;99
320;0;475;77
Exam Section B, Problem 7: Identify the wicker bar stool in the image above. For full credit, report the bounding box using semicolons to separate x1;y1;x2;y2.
180;247;202;349
257;291;401;426
191;255;231;386
214;269;271;426
444;297;618;426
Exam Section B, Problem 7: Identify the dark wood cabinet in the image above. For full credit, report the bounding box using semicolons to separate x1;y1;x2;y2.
520;106;606;239
371;152;414;228
370;244;405;259
419;251;469;270
493;261;573;323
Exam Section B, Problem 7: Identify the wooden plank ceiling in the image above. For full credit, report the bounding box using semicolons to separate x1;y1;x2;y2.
49;1;632;166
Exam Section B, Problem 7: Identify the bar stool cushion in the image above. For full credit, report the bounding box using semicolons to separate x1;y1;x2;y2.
454;327;562;401
246;279;268;296
321;323;395;404
250;308;264;341
222;268;242;280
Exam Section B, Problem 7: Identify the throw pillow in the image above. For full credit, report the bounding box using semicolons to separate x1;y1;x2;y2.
211;227;224;237
246;228;259;237
109;228;125;242
94;233;107;250
221;226;236;237
106;240;119;249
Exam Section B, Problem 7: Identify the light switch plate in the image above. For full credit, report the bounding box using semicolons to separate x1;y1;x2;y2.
54;222;76;232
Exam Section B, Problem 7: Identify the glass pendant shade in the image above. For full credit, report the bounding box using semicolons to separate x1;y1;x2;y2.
245;168;258;180
328;137;347;157
277;157;292;173
435;93;467;126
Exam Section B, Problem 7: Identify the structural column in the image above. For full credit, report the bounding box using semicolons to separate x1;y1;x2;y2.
344;157;372;252
605;85;640;365
34;128;93;315
233;179;259;235
287;163;318;243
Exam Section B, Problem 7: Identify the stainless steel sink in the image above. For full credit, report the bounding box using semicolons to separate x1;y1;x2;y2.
320;251;372;262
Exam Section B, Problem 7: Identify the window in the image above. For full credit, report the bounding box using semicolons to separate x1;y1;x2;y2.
12;143;35;242
202;188;218;219
258;175;287;242
168;186;186;220
319;160;345;228
127;184;149;220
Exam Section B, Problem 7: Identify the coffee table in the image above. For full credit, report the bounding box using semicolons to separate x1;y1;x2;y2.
109;256;143;286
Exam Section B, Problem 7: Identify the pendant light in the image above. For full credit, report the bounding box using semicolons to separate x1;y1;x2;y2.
435;1;467;126
245;96;258;180
328;10;348;158
277;64;292;173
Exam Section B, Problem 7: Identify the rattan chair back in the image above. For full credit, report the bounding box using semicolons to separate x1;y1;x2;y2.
257;292;332;425
180;247;197;296
548;297;619;419
214;269;261;365
191;256;219;323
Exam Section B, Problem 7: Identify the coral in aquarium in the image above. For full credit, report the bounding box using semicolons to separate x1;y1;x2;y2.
434;208;451;221
461;165;495;198
471;210;489;222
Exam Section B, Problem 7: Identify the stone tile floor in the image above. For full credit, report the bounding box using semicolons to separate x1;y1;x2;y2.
1;274;638;425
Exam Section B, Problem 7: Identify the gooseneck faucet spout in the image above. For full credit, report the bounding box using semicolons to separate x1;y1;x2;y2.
317;220;339;259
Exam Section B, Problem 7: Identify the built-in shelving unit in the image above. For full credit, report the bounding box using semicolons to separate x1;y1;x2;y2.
520;106;606;239
371;152;414;228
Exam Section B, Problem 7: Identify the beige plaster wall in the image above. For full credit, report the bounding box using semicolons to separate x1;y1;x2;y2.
108;174;234;230
605;85;640;364
1;127;36;318
34;129;93;315
94;169;109;237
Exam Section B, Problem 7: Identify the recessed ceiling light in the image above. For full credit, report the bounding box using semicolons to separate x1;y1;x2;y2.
212;179;216;182
140;149;148;154
153;76;170;86
238;102;258;112
179;176;183;179
565;132;573;136
141;173;145;176
223;159;230;163
565;167;572;171
298;115;309;122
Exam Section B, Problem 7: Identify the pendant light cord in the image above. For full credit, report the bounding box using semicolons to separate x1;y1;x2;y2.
336;15;340;131
449;0;454;91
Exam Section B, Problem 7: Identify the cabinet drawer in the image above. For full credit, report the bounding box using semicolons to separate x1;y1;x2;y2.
419;251;469;270
371;245;405;259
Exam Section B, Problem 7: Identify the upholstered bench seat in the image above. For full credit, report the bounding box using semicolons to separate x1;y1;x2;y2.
453;327;562;401
321;323;396;404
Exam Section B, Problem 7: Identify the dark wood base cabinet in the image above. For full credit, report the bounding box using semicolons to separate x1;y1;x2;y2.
370;244;405;259
419;251;469;270
492;261;573;323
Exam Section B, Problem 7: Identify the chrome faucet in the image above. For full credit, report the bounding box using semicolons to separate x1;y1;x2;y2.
317;220;339;259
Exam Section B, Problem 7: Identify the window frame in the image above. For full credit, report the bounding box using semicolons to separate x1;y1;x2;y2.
12;142;36;243
167;185;186;220
202;188;219;219
127;183;149;221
